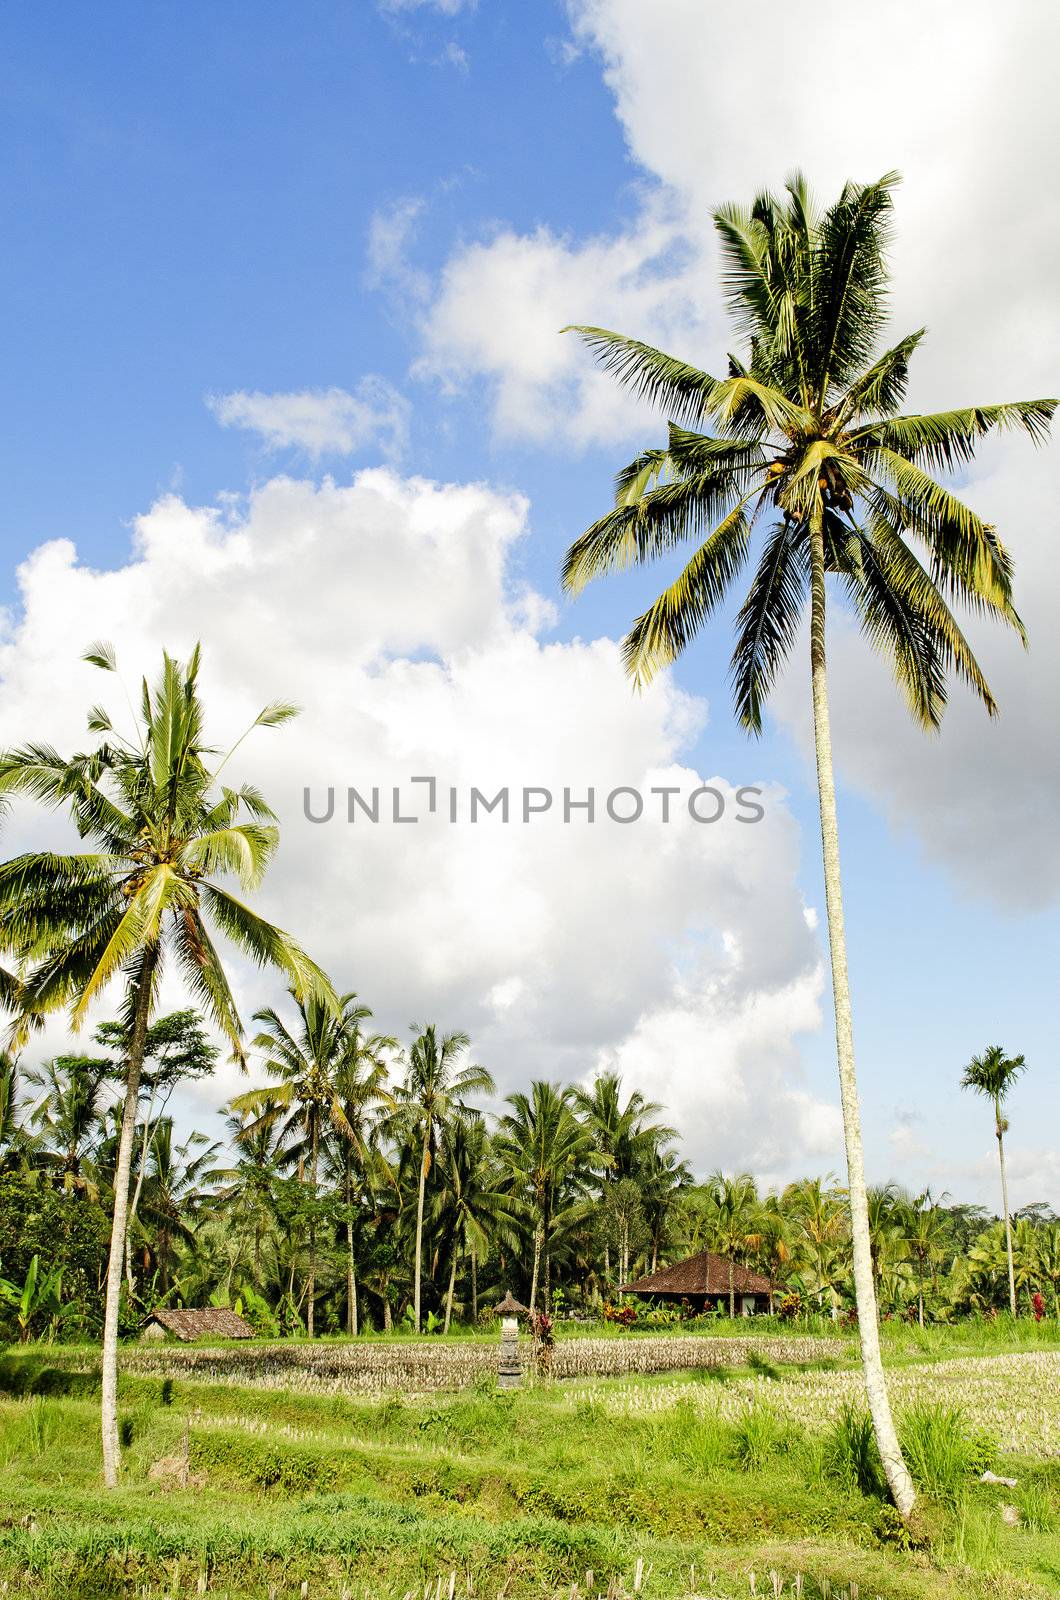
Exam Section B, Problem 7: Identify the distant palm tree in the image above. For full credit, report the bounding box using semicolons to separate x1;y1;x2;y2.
0;1052;28;1169
218;1101;287;1291
704;1171;761;1317
0;643;330;1485
903;1189;952;1327
232;991;375;1337
394;1025;494;1333
961;1046;1027;1315
561;172;1054;1517
495;1081;596;1313
569;1071;676;1286
135;1119;223;1296
327;1013;395;1335
26;1054;114;1197
433;1113;518;1331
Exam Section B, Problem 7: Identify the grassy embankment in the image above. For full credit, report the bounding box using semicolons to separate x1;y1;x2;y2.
0;1328;1057;1599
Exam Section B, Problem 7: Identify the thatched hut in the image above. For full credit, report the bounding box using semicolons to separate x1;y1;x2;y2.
621;1249;775;1315
140;1308;255;1342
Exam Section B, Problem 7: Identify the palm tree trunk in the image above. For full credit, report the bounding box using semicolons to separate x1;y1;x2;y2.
808;515;916;1519
996;1114;1017;1317
443;1251;457;1334
414;1129;429;1333
125;1081;159;1298
471;1248;478;1323
307;1118;318;1339
529;1224;542;1314
101;944;158;1489
728;1259;735;1320
345;1164;358;1337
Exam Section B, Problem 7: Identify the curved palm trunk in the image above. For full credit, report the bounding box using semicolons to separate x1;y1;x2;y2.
995;1108;1017;1316
101;945;158;1489
728;1258;735;1321
808;518;916;1519
471;1248;478;1323
414;1129;429;1333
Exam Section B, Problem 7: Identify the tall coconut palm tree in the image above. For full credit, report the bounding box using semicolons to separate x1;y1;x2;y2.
0;643;331;1485
960;1045;1027;1316
560;172;1054;1516
569;1071;676;1285
394;1024;494;1333
231;991;377;1337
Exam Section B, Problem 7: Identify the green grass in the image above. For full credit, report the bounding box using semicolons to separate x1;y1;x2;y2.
0;1348;1057;1599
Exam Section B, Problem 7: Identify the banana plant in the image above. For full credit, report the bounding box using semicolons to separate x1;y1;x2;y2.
0;1253;66;1343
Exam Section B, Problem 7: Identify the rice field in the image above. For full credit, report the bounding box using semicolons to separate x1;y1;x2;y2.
564;1351;1060;1457
0;1339;1057;1599
45;1334;846;1396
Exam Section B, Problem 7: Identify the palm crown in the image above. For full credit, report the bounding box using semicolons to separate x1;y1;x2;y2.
562;172;1055;730
0;644;330;1050
961;1045;1026;1128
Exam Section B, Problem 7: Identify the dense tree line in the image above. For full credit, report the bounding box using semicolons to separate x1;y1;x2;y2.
3;1024;1056;1343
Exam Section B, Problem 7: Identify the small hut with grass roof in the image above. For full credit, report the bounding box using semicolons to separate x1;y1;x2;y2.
621;1249;775;1316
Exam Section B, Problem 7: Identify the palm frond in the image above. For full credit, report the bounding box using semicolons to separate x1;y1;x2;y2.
730;519;808;733
563;326;719;425
622;499;754;686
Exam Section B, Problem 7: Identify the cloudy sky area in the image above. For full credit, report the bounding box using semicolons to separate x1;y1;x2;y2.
1;0;1056;1206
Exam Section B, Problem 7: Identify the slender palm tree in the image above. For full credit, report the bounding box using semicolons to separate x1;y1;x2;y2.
704;1171;762;1317
495;1080;596;1312
903;1189;952;1327
393;1024;494;1332
327;1014;395;1335
961;1045;1027;1316
0;643;331;1485
231;991;376;1337
569;1071;676;1286
560;172;1054;1516
432;1113;518;1331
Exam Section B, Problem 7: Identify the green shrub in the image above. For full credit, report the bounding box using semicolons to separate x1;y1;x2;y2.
821;1402;887;1498
898;1402;994;1502
664;1400;728;1475
731;1402;783;1469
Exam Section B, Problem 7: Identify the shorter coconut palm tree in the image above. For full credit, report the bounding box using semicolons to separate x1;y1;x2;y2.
961;1046;1026;1315
231;991;379;1337
495;1081;596;1313
0;643;331;1485
394;1024;494;1333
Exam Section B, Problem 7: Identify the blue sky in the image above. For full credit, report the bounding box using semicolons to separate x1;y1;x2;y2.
1;0;1056;1205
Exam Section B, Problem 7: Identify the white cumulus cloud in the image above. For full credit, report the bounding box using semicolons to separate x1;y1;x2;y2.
207;380;410;460
0;466;834;1180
